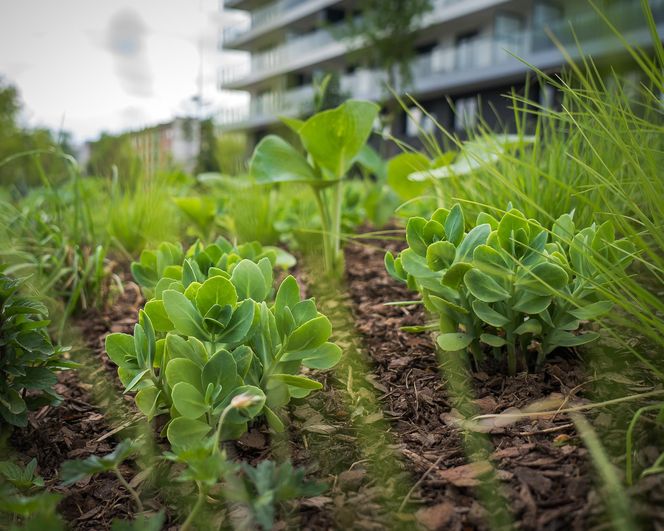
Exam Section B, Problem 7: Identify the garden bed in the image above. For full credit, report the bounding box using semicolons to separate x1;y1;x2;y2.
8;242;661;530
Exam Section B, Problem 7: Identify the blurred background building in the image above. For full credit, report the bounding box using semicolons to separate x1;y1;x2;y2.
216;0;664;148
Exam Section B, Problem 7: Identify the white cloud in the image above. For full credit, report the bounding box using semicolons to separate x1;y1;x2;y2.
0;0;247;143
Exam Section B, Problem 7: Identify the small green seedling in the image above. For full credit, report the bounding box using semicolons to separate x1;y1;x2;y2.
224;460;327;531
0;458;44;491
60;439;143;512
386;204;635;374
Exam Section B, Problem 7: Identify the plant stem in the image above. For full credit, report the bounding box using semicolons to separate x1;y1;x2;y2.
181;480;207;531
212;403;235;454
113;467;144;513
312;188;333;272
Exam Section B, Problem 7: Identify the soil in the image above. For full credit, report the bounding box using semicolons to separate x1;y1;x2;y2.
6;240;663;530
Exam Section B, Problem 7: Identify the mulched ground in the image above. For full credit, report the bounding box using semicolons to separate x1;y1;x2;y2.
7;240;663;530
340;239;598;530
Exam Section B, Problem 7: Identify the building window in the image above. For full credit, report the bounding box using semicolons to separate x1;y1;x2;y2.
405;107;435;137
454;97;478;132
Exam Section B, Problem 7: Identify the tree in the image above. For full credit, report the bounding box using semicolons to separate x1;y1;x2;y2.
195;118;220;174
86;133;142;185
345;0;433;92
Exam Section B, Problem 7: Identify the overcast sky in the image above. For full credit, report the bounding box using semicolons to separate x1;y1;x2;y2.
0;0;248;143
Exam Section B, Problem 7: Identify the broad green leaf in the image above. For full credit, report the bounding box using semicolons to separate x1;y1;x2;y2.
444;204;465;246
512;291;552;314
165;358;203;391
569;300;613;320
216;299;256;345
105;333;136;369
299;99;379;177
167;417;211;449
163;290;208;340
275;275;300;313
202;349;240;398
516;262;569;296
464;269;511;302
172;382;208;419
480;333;507;347
545;330;600;352
217;385;266;424
286;315;331;352
196;276;238;316
442;262;472;288
456;224;491;262
385;251;407;281
144;300;174;333
250;135;318;185
124;368;150;394
386;152;431;200
264;405;285;432
231;259;269;301
437;332;474;352
426;241;455;272
135;386;161;419
514;319;542;335
406;217;428;256
281;342;342;369
497;209;529;252
427;294;468;316
270;374;323;390
400;249;440;279
472;300;509;327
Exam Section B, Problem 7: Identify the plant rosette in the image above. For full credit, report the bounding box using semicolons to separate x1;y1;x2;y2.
107;243;341;449
385;204;634;374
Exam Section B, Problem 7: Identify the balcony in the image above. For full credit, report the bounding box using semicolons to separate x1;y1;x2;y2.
217;0;664;129
220;20;350;89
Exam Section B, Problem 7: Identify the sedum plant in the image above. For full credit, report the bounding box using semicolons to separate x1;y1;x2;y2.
386;204;635;374
0;269;70;428
250;99;379;274
106;241;341;449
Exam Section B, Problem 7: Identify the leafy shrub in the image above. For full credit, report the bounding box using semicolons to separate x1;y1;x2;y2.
0;269;70;427
107;240;340;448
386;204;634;374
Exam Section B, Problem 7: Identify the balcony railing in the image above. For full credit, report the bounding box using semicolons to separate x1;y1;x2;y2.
217;0;664;126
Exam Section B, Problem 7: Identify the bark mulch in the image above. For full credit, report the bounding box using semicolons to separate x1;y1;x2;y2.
340;239;599;530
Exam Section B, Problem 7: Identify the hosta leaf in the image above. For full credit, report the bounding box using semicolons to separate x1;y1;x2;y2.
436;332;474;351
464;269;510;303
250;135;318;186
386;152;431;200
172;382;208;419
546;331;600;352
299;99;379;177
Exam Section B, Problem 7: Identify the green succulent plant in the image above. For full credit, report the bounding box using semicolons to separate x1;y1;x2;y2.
386;204;635;374
107;241;341;449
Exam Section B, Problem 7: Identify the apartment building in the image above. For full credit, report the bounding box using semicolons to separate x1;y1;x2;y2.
217;0;664;147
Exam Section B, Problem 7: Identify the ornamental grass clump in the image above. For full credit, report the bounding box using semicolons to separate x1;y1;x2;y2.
106;239;341;449
386;204;635;374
